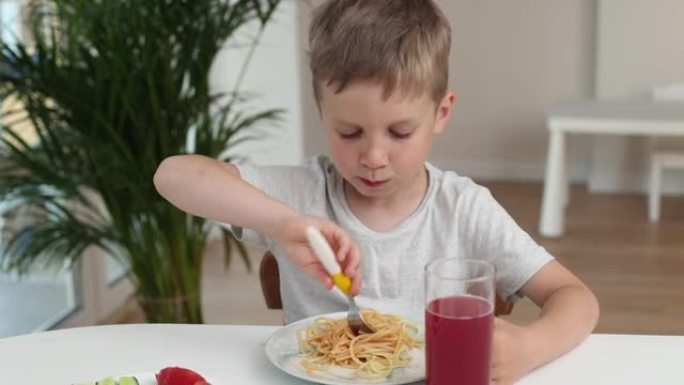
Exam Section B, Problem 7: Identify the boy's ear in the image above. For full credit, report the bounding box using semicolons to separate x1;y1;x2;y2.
433;91;456;134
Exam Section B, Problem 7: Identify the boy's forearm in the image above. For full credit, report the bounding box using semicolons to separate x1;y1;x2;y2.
523;284;599;369
154;155;298;237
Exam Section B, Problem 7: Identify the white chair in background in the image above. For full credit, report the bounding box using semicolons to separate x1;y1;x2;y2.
649;84;684;222
649;152;684;221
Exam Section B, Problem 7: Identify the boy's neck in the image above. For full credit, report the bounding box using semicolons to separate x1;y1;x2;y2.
343;167;430;232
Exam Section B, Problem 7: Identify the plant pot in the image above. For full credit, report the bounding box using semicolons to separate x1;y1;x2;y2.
137;291;203;324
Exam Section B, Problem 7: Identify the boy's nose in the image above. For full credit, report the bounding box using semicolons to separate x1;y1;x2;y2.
360;144;388;170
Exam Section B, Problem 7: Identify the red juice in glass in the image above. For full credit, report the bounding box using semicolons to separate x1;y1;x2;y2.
425;295;494;385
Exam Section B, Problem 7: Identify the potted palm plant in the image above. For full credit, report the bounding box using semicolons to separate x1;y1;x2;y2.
0;0;282;323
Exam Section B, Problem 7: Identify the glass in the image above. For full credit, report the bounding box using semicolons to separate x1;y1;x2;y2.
425;258;495;385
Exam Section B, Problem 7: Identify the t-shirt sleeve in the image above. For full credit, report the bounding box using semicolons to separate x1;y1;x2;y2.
221;160;326;247
457;184;554;302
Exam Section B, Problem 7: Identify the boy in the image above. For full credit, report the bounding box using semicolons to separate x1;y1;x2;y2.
154;0;599;383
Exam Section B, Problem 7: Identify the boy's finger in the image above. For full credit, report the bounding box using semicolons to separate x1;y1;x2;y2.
336;238;350;264
328;227;348;257
317;222;360;293
343;243;361;295
327;226;355;268
343;243;360;276
350;270;362;295
301;263;333;289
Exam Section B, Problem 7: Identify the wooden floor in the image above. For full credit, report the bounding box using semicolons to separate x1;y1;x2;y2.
484;182;684;335
108;182;684;336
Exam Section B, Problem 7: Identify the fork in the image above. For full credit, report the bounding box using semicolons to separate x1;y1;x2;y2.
305;226;373;335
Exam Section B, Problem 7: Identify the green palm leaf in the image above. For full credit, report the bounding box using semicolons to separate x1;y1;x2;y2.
0;0;282;323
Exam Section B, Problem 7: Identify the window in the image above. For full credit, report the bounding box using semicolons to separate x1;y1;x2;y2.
0;1;133;337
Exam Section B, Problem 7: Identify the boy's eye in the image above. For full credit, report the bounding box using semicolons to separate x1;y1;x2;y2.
390;130;412;139
338;130;362;139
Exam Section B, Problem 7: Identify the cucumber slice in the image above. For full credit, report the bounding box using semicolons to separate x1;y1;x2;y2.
75;374;140;385
96;377;116;385
119;377;139;385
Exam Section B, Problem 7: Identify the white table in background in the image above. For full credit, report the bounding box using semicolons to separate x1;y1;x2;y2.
0;323;683;384
539;100;684;237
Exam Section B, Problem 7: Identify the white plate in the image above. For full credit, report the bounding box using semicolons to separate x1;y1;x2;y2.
73;373;156;384
128;373;157;385
264;312;425;385
74;371;213;384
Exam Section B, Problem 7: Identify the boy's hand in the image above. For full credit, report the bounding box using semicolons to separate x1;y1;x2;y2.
271;214;361;295
491;318;538;385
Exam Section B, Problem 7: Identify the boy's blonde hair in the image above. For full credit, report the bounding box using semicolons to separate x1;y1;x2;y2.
309;0;451;105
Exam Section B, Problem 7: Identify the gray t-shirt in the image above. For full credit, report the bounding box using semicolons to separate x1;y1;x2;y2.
231;156;553;324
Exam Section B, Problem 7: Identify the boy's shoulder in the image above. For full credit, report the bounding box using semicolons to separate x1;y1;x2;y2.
300;154;334;173
428;163;489;198
233;156;333;214
237;155;330;178
233;155;332;195
427;163;498;217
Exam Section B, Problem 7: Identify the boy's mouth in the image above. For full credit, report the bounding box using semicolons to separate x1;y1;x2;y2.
359;177;388;188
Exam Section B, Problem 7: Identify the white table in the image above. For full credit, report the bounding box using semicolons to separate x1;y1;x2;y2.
1;324;683;384
539;100;684;237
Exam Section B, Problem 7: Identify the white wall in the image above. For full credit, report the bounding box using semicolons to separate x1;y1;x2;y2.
590;0;684;194
295;0;684;195
298;0;598;183
596;0;684;99
210;1;303;166
432;0;596;181
298;0;326;159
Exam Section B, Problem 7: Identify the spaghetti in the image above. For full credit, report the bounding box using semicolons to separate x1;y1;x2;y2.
297;309;422;378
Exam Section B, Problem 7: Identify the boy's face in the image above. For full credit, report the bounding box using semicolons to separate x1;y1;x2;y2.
319;80;455;202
